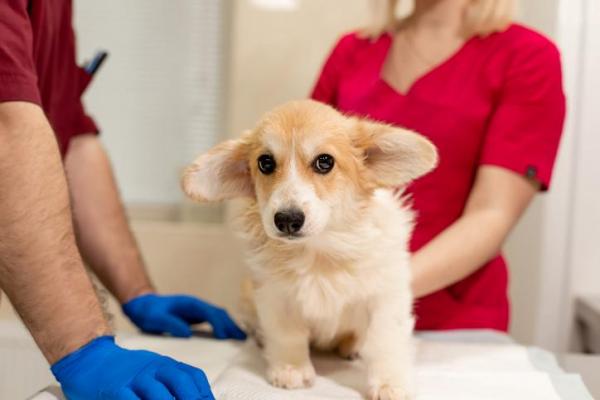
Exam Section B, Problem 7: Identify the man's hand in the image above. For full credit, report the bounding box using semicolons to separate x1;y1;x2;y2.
123;294;247;340
52;336;214;400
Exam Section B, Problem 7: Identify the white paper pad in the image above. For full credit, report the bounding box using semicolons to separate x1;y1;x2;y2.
209;340;561;400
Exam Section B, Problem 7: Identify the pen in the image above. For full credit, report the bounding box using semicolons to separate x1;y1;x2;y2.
84;50;109;76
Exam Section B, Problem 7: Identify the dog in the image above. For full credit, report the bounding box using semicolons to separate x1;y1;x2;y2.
182;100;437;400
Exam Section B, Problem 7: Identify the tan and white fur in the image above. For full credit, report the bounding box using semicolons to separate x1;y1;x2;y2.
182;100;438;400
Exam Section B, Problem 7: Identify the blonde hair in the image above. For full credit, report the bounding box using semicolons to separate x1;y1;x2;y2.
364;0;515;38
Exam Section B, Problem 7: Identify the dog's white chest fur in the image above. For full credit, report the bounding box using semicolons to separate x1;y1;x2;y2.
244;189;414;346
285;254;372;341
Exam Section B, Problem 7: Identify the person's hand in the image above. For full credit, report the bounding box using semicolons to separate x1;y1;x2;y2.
51;336;214;400
122;293;246;340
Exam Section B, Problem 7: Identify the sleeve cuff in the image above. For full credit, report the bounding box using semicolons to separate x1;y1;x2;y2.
0;76;42;105
479;157;551;191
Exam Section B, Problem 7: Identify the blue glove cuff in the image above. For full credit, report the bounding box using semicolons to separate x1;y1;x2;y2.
122;293;157;317
51;335;115;381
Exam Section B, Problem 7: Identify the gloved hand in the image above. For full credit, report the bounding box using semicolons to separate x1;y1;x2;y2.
122;293;246;340
51;335;214;400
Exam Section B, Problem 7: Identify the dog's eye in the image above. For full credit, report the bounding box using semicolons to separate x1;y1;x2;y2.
313;154;335;174
257;154;276;175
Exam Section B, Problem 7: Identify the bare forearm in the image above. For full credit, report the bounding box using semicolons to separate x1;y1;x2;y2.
65;135;154;304
0;103;110;363
410;166;538;298
411;209;511;297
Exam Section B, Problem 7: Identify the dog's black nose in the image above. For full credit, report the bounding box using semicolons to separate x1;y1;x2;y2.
274;209;305;235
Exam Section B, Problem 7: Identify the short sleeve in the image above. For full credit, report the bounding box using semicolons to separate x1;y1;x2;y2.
0;0;41;105
479;38;566;190
310;33;360;107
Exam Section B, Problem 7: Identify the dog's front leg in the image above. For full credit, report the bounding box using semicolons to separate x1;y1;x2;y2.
361;302;415;400
256;290;315;389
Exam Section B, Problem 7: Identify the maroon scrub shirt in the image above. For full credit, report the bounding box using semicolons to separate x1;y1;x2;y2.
312;25;566;332
0;0;98;157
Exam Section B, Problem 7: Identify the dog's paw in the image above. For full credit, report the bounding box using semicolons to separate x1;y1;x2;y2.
368;384;412;400
267;363;316;389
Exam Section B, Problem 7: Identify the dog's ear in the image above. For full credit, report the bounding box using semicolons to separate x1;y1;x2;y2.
181;136;254;202
353;120;438;187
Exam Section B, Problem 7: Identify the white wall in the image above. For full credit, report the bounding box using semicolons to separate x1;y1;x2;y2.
226;0;369;137
521;0;600;352
504;0;560;345
566;1;600;297
518;0;559;38
554;0;600;350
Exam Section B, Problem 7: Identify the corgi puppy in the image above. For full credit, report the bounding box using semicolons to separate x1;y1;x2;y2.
182;100;437;400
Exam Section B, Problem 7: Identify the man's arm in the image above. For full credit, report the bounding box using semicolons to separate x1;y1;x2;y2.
65;134;154;304
411;165;538;298
0;102;110;363
0;103;216;399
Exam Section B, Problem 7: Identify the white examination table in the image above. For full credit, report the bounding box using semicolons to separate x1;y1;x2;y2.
0;320;590;400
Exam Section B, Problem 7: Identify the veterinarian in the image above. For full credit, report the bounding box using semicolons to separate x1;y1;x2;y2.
0;1;244;399
312;0;565;331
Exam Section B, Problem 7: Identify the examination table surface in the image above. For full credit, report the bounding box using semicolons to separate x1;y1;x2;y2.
0;321;593;399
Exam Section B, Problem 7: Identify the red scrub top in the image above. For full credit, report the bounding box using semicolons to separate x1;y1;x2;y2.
312;24;566;331
0;0;98;157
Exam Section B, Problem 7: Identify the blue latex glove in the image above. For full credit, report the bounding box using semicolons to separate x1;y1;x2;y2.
123;293;246;340
51;336;214;400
